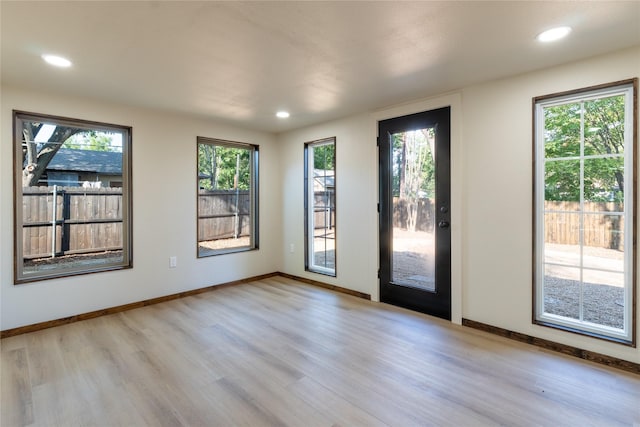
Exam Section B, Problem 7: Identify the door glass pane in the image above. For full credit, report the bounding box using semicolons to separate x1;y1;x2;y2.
391;128;435;291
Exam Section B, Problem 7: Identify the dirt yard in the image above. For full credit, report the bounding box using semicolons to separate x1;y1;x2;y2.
24;251;123;273
392;228;436;291
198;236;251;255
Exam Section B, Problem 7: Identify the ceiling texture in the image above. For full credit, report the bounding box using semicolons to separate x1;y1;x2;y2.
2;1;640;133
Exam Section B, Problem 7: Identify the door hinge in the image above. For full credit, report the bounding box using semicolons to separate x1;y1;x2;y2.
376;137;380;147
377;269;380;279
377;202;380;213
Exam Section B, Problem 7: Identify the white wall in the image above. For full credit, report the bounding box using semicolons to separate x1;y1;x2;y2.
0;86;282;330
278;113;378;299
277;46;640;364
3;46;639;364
277;93;462;313
462;46;640;363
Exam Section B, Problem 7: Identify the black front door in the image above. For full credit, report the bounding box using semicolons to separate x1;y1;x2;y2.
379;107;451;320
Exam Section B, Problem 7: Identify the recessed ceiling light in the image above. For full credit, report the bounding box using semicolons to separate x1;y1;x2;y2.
536;26;572;43
42;54;72;68
276;111;290;118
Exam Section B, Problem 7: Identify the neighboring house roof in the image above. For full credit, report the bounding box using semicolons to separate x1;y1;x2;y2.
314;169;335;189
47;148;122;174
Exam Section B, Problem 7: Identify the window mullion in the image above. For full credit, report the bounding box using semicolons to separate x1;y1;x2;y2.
579;101;585;322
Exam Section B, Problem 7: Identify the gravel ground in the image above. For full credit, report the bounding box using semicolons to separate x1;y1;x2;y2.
544;276;624;329
544;243;625;329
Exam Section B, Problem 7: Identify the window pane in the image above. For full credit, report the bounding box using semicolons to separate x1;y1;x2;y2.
305;138;336;276
584;95;625;156
582;213;624;271
583;157;624;207
582;270;624;329
197;139;257;257
543;266;580;320
313;170;335;269
544;160;580;202
544;213;580;267
544;103;581;158
14;111;132;283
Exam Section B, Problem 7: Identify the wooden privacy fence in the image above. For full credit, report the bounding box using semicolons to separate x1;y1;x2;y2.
392;198;623;250
544;201;624;250
393;197;435;232
198;190;250;241
313;190;335;230
22;186;123;259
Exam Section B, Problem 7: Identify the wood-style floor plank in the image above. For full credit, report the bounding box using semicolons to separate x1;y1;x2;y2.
2;277;639;426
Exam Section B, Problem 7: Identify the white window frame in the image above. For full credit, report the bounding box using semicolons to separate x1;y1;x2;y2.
304;137;336;277
533;80;637;345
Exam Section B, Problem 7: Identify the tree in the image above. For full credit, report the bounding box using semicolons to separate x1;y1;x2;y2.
313;144;335;170
544;95;626;250
544;96;625;203
21;123;84;187
393;130;435;232
198;144;250;191
64;131;118;152
21;123;120;187
198;144;218;190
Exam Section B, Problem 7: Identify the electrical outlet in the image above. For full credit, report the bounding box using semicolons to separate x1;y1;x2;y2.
169;256;177;268
289;244;294;253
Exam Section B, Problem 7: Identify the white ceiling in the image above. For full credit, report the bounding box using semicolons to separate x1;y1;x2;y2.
2;1;639;133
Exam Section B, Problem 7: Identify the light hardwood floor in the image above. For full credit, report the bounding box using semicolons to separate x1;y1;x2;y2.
2;276;639;426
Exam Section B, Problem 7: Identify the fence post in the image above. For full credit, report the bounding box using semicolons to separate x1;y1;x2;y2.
234;154;240;239
61;190;70;254
51;185;57;258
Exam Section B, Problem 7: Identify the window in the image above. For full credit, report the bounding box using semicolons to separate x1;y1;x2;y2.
533;80;637;344
13;111;132;283
304;138;336;276
197;137;258;256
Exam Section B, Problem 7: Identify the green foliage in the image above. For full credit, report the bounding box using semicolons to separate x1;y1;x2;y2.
198;143;251;190
63;131;120;152
391;130;435;198
544;103;581;158
544;160;579;201
543;95;625;203
313;143;335;170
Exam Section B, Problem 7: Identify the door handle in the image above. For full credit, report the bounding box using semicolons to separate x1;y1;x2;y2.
438;220;450;229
